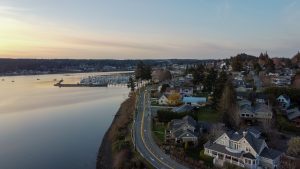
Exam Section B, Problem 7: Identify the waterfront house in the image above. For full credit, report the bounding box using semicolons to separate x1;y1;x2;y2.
277;94;291;109
166;116;199;144
204;129;282;169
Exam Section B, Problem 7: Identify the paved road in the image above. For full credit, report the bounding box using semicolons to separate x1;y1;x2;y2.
133;87;189;169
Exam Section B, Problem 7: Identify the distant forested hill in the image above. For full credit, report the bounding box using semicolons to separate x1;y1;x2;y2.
0;58;211;75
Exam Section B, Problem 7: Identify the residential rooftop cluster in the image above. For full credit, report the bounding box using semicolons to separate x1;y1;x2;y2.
147;52;300;169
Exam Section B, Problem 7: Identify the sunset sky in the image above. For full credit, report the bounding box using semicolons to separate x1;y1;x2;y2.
0;0;299;59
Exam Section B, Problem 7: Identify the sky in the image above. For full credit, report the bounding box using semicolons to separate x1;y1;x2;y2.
0;0;299;59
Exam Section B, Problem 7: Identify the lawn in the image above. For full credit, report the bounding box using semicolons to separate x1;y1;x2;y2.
186;147;201;160
152;122;166;144
197;106;220;122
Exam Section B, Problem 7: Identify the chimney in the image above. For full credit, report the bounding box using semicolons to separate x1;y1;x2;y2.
243;131;247;137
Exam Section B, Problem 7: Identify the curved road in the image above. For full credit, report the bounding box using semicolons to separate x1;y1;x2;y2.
133;87;189;169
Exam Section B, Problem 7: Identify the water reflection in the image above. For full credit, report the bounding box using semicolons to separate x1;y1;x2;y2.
0;72;129;169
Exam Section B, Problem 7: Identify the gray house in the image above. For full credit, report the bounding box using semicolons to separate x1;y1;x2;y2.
166;116;199;144
238;99;272;120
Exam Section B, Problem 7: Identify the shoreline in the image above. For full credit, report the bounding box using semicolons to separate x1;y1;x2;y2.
0;70;133;78
96;93;135;169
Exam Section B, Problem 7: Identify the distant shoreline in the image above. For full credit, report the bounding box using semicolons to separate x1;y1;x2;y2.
0;70;133;78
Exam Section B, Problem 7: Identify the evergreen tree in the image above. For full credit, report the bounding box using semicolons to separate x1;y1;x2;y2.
218;81;240;129
203;68;217;92
135;61;152;80
127;76;135;91
212;71;228;108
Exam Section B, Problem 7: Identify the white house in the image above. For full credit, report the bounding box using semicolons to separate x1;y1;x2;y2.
204;129;282;169
158;94;169;105
277;94;291;109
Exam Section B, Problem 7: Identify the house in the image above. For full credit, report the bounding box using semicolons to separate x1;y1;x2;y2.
255;93;268;104
179;87;193;97
158;94;169;105
185;73;193;80
253;104;273;120
236;92;249;100
204;129;282;169
286;107;300;127
166;116;199;144
277;94;291;109
238;99;272;120
182;96;207;106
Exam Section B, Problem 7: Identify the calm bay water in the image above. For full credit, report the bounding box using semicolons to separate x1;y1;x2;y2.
0;72;129;169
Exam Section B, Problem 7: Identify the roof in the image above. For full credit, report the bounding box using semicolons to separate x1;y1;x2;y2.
286;107;300;120
173;129;198;138
182;115;197;127
170;115;197;133
182;97;207;103
204;142;243;158
247;126;262;137
225;130;265;153
243;153;256;159
254;104;272;114
170;115;199;139
278;94;290;102
226;131;244;141
238;99;251;105
260;148;282;159
172;104;194;113
244;132;265;153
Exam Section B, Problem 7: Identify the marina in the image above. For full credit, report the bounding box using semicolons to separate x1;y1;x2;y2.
54;74;132;87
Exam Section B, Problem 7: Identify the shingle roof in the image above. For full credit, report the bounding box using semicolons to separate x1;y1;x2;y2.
225;130;265;153
238;99;251;107
260;148;282;159
170;116;198;138
247;126;262;138
173;129;197;138
245;132;265;154
182;115;197;127
286;107;300;120
172;104;194;113
204;142;243;158
226;131;244;141
278;94;290;102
